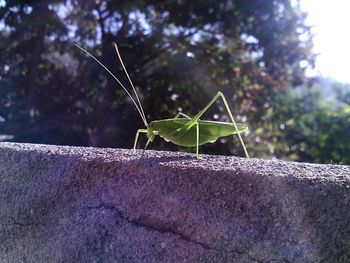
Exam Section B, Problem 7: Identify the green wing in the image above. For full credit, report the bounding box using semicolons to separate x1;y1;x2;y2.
149;118;248;147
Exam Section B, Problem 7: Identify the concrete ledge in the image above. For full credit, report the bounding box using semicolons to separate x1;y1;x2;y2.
0;142;349;262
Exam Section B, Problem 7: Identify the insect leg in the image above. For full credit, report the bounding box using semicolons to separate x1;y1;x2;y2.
174;112;191;119
144;137;152;150
195;121;203;159
192;92;250;158
218;93;250;158
133;129;148;150
138;133;156;157
136;131;157;158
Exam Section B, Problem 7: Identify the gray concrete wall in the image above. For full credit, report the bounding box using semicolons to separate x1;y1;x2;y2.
0;142;349;263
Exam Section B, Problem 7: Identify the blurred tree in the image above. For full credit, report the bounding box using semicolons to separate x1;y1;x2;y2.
271;80;350;164
0;0;315;158
0;0;87;144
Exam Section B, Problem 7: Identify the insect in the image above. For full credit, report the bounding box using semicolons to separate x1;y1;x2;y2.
75;43;250;159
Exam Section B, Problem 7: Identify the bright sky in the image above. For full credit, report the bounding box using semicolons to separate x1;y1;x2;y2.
300;0;350;83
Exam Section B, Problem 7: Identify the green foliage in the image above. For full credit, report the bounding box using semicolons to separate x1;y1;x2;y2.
269;82;350;164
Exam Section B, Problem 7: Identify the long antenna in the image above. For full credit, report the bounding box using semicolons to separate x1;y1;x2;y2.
113;43;147;125
74;43;148;127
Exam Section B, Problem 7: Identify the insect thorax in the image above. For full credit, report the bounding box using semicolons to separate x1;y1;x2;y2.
146;127;157;141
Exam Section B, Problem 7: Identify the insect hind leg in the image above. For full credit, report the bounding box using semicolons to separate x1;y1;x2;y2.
192;92;250;158
217;93;250;158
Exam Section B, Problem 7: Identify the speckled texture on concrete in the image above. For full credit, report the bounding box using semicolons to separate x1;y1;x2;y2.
0;142;349;263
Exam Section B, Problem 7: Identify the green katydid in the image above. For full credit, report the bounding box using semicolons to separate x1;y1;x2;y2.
74;43;250;159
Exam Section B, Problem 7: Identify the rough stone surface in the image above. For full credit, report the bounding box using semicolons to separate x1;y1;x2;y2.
0;142;349;263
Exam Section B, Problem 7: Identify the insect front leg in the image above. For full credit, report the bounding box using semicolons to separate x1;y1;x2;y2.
142;131;158;155
192;92;250;158
133;129;148;150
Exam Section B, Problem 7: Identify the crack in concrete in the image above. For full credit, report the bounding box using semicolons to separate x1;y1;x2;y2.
84;203;290;263
0;216;42;227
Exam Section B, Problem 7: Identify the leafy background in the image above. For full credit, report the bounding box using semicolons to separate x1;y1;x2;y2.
0;0;349;164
